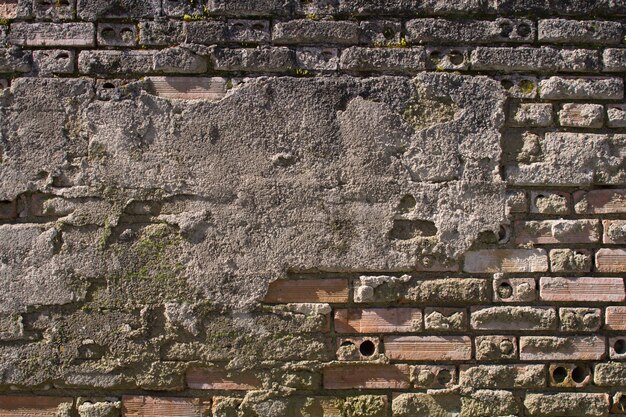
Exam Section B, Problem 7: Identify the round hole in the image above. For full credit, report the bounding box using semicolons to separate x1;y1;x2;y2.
383;27;395;40
429;50;441;63
499;339;514;355
498;225;509;243
448;50;464;66
233;23;245;29
614;339;626;354
552;366;568;383
321;51;333;61
571;366;587;384
499;22;513;38
56;52;70;60
517;23;532;37
518;79;534;94
497;282;513;299
100;28;116;40
102;82;116;89
252;23;265;31
436;369;452;385
359;340;376;357
500;79;514;90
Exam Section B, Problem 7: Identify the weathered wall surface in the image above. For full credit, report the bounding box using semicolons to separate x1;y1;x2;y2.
0;0;624;415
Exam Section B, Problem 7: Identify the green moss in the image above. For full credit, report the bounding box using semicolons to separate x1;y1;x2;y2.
98;219;112;250
183;13;205;21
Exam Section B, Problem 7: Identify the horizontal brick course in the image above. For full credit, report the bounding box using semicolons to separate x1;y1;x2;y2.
0;396;73;417
384;336;472;361
122;396;211;417
596;248;626;273
606;306;626;330
186;367;261;390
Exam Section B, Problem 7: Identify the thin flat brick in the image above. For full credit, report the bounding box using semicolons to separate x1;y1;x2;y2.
514;219;600;245
606;306;626;330
0;396;73;417
538;19;623;45
470;46;600;72
539;76;624;100
273;20;360;45
122;396;210;417
323;364;410;389
384;336;472;361
263;279;349;303
519;336;606;361
10;22;95;47
406;18;535;44
471;306;557;331
334;308;422;333
596;248;626;273
575;189;626;214
147;77;229;101
463;249;548;273
186;367;261;390
540;277;625;302
339;47;426;73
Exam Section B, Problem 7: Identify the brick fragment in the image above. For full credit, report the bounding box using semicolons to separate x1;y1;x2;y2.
471;306;556;331
559;308;602;332
493;277;536;303
32;49;75;76
77;0;160;20
384;336;472;361
607;104;626;128
463;249;548;273
78;50;155;75
97;23;136;47
515;219;600;244
147;77;229;101
461;390;520;417
507;102;553;127
263;279;349;303
497;75;538;99
359;20;402;46
549;249;592;273
10;22;94;47
186;367;261;390
539;76;624;100
296;47;339;71
334;308;421;333
606;306;626;330
604;220;626;244
403;278;489;304
475;336;518;361
207;0;290;16
519;336;606;361
411;365;457;389
538;19;623;44
0;0;18;19
424;308;467;331
460;364;546;389
596;248;626;273
0;396;73;417
604;48;626;73
574;189;626;214
530;191;570;215
0;48;30;73
471;46;600;72
541;277;625;302
524;393;609;417
122;396;210;417
139;21;184;46
323;364;410;389
610;337;626;360
336;336;381;361
153;47;208;74
559;103;604;128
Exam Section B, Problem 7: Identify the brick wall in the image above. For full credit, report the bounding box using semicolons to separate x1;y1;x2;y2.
0;0;624;416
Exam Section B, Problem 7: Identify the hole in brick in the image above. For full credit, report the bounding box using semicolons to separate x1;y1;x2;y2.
340;340;355;348
500;79;514;90
615;339;626;354
517;23;531;37
448;50;464;65
102;82;116;89
436;369;452;385
571;366;587;383
390;219;437;240
518;79;534;93
398;194;416;213
101;28;116;40
497;282;513;299
233;22;245;29
359;340;376;357
56;52;69;59
383;27;395;40
499;22;513;38
497;225;510;243
252;23;265;31
429;50;441;63
499;339;514;355
552;366;567;383
321;51;334;61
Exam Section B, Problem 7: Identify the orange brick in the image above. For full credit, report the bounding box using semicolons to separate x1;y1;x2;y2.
186;367;261;390
514;219;600;244
334;308;422;333
603;220;626;244
0;396;73;417
606;307;626;330
323;364;410;389
122;396;210;417
463;249;548;273
384;336;472;361
263;279;349;303
596;248;626;272
147;77;229;100
540;277;625;302
574;189;626;214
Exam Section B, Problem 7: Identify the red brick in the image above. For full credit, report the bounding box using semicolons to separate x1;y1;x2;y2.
574;189;626;214
540;277;625;302
186;367;261;390
323;364;410;389
122;396;210;417
605;306;626;330
603;220;626;244
596;248;626;272
263;279;349;303
463;249;548;273
514;219;600;244
519;336;606;361
334;308;422;333
0;396;73;417
384;336;472;361
0;1;17;20
147;77;229;100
